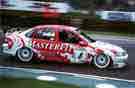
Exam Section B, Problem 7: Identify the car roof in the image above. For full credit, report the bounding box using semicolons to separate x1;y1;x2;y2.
34;24;78;32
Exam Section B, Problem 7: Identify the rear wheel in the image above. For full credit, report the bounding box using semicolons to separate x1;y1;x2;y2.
16;47;33;62
94;54;111;69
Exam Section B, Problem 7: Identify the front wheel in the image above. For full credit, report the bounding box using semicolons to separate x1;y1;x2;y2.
93;54;111;69
16;47;33;62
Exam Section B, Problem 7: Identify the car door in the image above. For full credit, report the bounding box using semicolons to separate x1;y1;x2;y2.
32;27;57;61
58;30;89;63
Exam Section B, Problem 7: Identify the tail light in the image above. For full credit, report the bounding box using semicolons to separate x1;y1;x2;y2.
4;37;13;49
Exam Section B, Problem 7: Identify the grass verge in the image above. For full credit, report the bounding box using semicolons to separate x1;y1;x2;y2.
0;77;81;88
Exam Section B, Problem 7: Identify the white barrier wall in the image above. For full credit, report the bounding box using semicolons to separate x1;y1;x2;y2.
132;12;135;22
96;11;135;22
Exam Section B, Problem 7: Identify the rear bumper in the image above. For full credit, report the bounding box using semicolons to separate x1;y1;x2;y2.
0;46;3;55
2;43;16;56
0;46;13;58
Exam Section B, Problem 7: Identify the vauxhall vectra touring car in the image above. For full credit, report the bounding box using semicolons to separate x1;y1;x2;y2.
2;25;128;69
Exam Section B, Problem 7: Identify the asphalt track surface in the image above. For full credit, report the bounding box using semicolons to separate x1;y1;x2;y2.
0;35;135;80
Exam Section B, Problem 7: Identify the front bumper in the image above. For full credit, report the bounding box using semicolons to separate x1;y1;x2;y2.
112;54;128;68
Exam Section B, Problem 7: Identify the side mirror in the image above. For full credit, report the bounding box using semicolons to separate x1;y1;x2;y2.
79;41;88;46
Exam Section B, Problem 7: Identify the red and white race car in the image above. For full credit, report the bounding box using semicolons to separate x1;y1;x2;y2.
2;25;128;69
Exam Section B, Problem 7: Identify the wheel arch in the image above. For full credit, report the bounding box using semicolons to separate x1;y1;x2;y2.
15;47;34;62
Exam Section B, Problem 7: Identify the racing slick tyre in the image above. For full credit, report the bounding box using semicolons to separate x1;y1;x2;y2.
94;54;111;69
16;47;33;62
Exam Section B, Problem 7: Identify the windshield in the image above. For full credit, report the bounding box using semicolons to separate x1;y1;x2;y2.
80;31;96;42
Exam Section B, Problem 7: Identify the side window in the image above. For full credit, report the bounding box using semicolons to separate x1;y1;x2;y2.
59;30;80;44
25;30;34;38
35;28;55;40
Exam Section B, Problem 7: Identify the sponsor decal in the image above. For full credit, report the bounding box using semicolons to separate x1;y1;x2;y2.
32;41;93;63
18;37;25;47
95;48;103;54
32;41;73;53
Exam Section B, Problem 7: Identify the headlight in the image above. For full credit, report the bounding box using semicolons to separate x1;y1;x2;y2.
116;51;127;57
